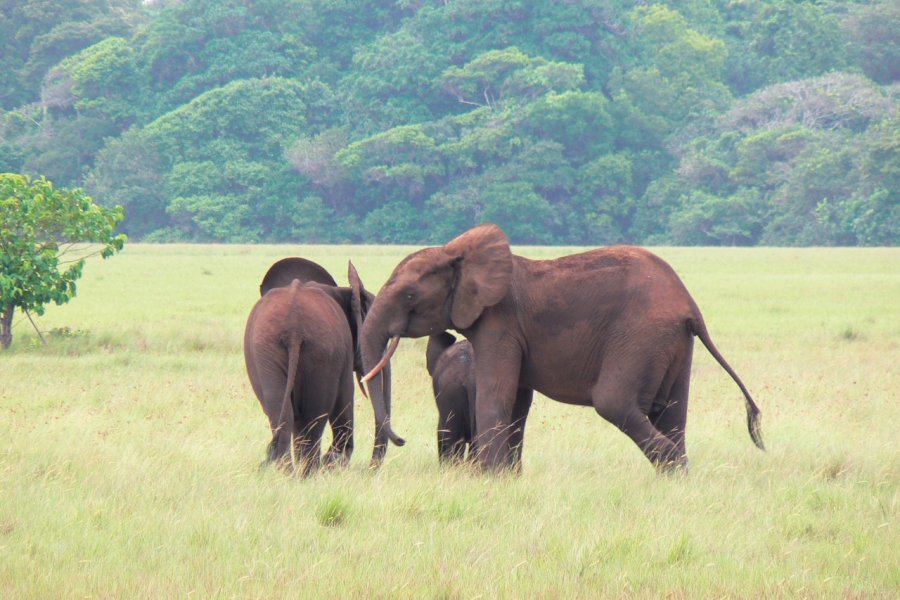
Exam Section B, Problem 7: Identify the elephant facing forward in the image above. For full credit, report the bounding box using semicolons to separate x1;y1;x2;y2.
361;224;764;473
426;332;477;463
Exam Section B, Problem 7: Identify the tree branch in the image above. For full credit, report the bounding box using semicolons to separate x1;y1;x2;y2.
24;309;47;346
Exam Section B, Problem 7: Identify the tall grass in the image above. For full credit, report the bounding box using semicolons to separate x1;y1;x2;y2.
1;245;897;598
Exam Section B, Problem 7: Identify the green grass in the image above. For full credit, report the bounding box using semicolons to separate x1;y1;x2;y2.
1;244;898;598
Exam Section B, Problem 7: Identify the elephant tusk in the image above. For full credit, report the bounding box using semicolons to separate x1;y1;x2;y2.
362;335;400;383
356;375;368;399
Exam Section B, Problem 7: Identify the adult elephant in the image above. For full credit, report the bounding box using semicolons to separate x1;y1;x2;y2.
361;224;764;472
246;259;399;472
426;332;477;463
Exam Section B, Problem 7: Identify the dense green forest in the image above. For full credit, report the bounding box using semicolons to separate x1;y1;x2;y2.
1;0;897;245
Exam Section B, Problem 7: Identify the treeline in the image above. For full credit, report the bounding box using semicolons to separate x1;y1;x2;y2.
1;0;897;245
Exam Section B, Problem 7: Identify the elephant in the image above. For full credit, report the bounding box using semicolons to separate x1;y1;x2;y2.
426;332;477;463
245;259;396;472
361;224;764;473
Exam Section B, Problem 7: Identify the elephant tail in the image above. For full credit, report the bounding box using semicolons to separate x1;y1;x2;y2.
690;317;765;451
276;333;302;441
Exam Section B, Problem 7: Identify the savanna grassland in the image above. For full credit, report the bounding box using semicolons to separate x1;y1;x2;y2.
1;244;897;598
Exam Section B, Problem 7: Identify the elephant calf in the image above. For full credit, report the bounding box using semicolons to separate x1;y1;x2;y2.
426;332;477;463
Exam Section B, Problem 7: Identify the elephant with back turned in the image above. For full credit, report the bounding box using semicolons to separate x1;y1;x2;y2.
426;332;477;463
245;258;396;473
361;224;764;473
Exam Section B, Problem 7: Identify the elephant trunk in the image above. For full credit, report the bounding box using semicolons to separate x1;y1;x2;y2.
361;323;405;460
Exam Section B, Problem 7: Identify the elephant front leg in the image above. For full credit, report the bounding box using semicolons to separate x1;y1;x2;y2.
472;344;523;472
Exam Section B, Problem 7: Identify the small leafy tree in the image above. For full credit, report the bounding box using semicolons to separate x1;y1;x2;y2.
0;173;126;349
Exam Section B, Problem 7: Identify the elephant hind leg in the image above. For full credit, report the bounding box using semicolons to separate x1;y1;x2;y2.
264;429;294;471
620;408;685;473
324;374;355;468
259;376;295;471
324;405;353;468
649;362;691;466
294;413;329;476
592;368;685;473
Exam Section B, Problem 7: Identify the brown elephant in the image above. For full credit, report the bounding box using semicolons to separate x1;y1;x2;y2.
361;224;764;473
245;259;395;473
426;332;477;463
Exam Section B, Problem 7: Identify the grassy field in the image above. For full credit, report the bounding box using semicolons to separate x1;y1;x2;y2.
1;244;897;598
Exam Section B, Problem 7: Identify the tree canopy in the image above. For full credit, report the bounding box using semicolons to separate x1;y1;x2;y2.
0;173;125;349
1;0;897;245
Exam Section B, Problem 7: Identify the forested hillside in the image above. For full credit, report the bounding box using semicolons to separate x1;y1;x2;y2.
2;0;897;245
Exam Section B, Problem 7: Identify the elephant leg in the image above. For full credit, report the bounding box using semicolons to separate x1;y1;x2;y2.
619;409;685;473
437;382;470;463
294;367;343;476
592;356;684;473
324;374;355;468
464;388;478;463
474;395;517;471
472;343;523;472
324;407;353;468
258;373;295;470
438;407;467;463
649;353;691;468
294;413;329;476
508;388;534;471
265;429;293;471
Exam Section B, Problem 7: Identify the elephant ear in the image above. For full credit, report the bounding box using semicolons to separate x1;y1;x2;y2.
260;257;336;296
347;261;367;340
443;223;513;329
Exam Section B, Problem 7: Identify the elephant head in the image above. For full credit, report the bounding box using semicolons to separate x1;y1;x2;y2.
361;224;512;457
259;257;396;462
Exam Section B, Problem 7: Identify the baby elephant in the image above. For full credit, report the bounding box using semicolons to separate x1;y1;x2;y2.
426;332;477;463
